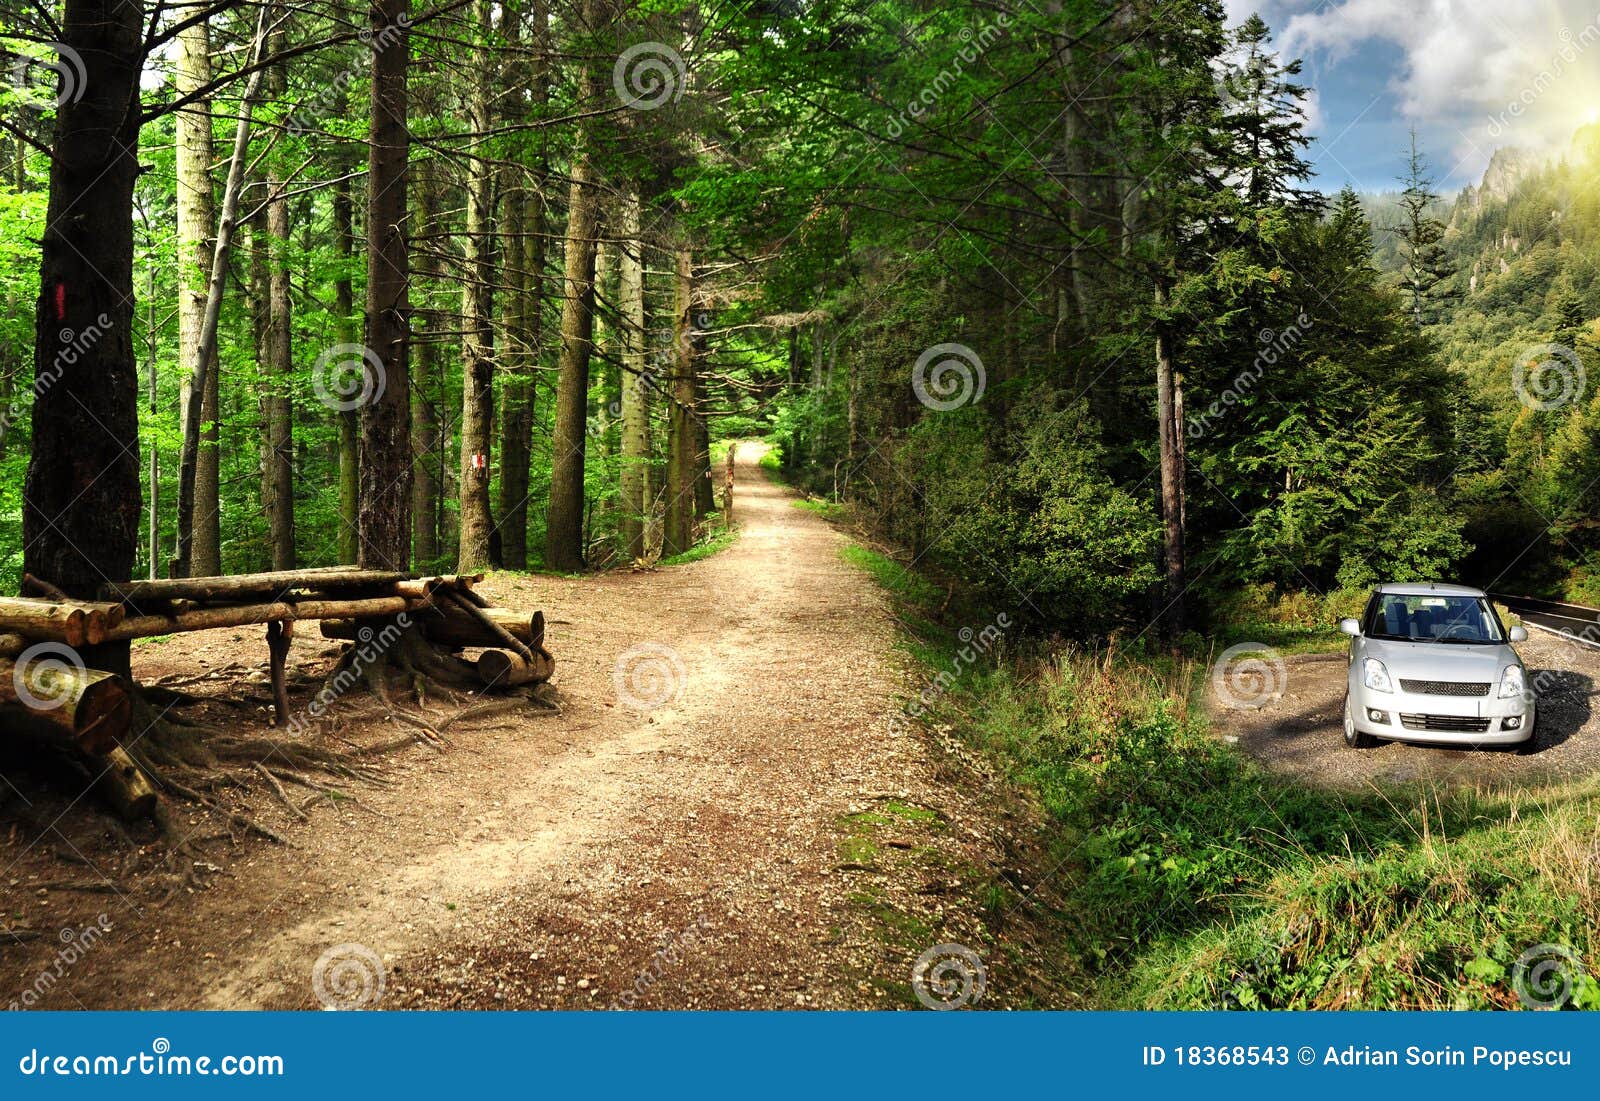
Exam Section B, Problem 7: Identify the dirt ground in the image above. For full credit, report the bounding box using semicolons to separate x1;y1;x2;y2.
1;446;1034;1011
1212;629;1600;789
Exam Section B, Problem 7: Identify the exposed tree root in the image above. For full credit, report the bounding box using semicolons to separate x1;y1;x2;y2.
252;763;308;821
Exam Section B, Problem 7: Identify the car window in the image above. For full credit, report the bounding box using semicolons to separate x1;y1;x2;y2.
1364;594;1503;643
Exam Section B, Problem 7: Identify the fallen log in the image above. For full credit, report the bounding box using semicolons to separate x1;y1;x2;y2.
442;591;538;665
0;632;25;659
0;658;130;755
106;595;427;641
100;568;414;607
320;605;543;650
475;648;555;687
93;746;159;821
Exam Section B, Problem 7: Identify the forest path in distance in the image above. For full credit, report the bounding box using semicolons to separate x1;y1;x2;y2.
48;444;1014;1010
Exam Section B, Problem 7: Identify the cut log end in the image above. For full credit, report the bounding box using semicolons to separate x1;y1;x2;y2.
0;658;132;755
475;648;555;688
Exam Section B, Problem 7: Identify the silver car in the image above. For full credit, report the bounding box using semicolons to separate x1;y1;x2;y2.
1340;583;1534;750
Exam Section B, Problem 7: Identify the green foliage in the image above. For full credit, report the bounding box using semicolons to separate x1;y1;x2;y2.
924;638;1600;1010
657;521;739;566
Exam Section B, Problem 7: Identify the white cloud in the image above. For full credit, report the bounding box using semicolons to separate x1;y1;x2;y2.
1274;0;1600;169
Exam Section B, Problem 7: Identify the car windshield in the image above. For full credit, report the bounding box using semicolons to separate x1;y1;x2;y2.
1365;593;1504;644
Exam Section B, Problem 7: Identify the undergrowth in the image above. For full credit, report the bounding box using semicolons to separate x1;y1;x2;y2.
841;544;1600;1011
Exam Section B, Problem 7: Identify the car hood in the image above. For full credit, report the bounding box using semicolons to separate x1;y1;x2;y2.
1363;637;1519;681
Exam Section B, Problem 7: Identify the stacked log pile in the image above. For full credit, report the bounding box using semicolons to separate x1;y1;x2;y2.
0;568;555;763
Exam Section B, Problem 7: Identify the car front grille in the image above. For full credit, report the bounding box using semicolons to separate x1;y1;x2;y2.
1399;679;1491;697
1399;713;1491;733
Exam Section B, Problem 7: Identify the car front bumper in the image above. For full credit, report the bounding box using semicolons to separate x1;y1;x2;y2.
1349;680;1534;745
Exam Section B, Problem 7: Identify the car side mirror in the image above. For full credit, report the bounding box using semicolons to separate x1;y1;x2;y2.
1508;625;1528;642
1339;618;1361;637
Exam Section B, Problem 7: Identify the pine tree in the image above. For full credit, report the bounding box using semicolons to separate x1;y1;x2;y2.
1396;132;1459;331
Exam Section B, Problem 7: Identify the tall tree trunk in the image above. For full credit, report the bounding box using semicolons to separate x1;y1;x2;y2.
1154;276;1185;643
495;177;533;569
171;6;269;578
456;0;498;572
333;170;360;563
359;0;413;571
664;246;697;555
261;27;295;571
497;1;543;570
411;164;441;566
176;20;222;576
264;177;296;570
691;354;714;519
22;0;144;678
543;55;601;572
146;269;159;577
617;190;650;559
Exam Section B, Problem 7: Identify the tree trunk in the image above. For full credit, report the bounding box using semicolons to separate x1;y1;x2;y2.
264;178;296;570
333;172;360;564
1154;277;1185;643
691;333;714;519
544;108;600;572
496;2;544;570
172;6;270;578
457;0;499;573
176;20;222;577
22;0;145;679
411;165;441;566
618;190;650;559
359;0;413;571
664;245;698;555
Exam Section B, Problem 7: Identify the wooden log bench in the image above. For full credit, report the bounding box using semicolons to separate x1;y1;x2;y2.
2;569;555;744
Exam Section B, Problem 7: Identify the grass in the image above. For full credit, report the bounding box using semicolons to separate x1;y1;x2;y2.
658;520;740;566
840;542;1600;1010
839;545;941;608
793;496;849;522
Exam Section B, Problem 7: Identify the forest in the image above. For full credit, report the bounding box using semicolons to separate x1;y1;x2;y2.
1;1;1594;628
1;0;1599;1014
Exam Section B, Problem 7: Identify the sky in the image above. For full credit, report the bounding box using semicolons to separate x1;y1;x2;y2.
1225;0;1600;193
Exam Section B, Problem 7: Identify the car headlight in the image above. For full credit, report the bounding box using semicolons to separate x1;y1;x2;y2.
1499;665;1526;700
1363;657;1393;693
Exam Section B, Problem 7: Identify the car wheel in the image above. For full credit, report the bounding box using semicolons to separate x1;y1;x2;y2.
1343;694;1378;749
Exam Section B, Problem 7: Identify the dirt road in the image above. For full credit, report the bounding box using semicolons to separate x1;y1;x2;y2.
1213;629;1600;789
2;446;1010;1010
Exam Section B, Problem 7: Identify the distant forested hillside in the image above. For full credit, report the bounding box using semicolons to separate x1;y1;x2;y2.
1409;125;1600;598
